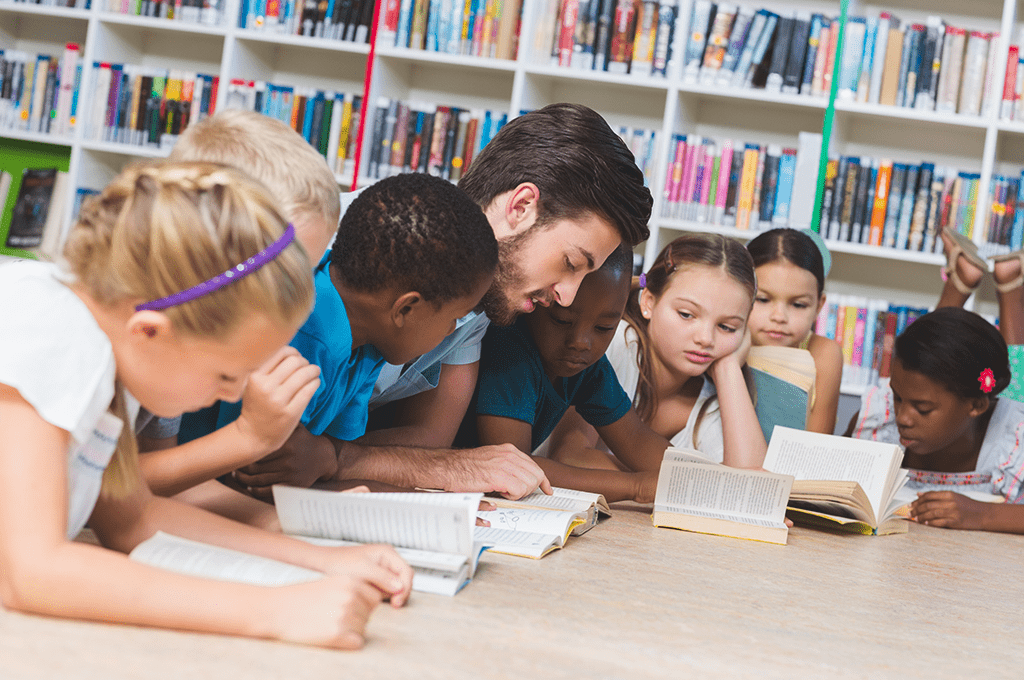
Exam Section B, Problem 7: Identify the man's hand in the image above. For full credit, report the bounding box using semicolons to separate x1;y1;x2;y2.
448;445;553;500
235;347;321;456
910;491;990;530
234;424;338;498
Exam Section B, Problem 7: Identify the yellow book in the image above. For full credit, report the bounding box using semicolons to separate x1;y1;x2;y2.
335;96;354;174
735;145;760;229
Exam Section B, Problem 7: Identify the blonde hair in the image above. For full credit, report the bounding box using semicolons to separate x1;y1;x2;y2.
64;160;315;496
169;109;341;230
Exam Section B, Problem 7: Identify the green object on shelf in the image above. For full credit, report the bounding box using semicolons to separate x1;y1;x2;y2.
810;0;849;235
0;139;71;259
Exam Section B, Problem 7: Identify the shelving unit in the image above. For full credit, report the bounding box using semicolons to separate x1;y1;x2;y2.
4;0;1024;404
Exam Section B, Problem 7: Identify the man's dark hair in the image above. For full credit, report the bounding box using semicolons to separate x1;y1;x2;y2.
331;173;498;303
457;103;652;247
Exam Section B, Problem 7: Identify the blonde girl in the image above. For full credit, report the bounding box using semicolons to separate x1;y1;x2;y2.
745;228;843;434
0;161;411;649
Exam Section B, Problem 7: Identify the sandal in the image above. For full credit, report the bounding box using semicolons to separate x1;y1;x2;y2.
990;249;1024;293
942;227;989;295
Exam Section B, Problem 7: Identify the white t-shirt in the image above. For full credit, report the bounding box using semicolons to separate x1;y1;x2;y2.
0;260;136;539
603;320;726;462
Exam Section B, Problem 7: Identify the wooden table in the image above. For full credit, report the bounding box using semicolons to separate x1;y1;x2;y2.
1;504;1020;679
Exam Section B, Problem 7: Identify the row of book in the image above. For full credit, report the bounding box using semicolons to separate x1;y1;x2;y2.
837;14;999;117
981;171;1024;254
615;126;658;187
681;3;831;95
0;44;81;137
820;157;980;253
239;0;372;42
100;0;223;24
1;0;87;6
366;98;509;181
660;131;819;230
815;296;929;390
380;0;523;59
533;0;677;77
85;64;219;149
223;80;362;177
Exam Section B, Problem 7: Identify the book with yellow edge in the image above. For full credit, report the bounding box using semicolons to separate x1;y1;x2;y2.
475;487;610;558
652;448;794;545
746;345;815;441
764;426;909;535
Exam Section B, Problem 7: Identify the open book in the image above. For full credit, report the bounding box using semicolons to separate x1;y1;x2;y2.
746;345;816;441
474;487;610;559
130;488;487;596
652;448;794;545
763;426;909;535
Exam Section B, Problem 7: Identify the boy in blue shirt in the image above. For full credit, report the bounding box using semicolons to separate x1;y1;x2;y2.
465;246;670;503
212;173;500;477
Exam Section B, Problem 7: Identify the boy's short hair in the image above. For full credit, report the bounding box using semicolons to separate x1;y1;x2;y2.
457;103;652;247
330;173;498;304
598;244;633;278
170;109;341;228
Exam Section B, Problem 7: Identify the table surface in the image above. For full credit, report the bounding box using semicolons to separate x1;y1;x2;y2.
1;504;1020;680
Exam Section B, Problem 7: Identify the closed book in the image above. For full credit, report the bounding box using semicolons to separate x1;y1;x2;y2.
722;146;745;226
1002;45;1019;120
788;131;821;229
935;26;966;113
750;140;768;227
682;0;713;83
764;14;794;93
700;3;736;84
959;31;989;115
818;158;838;234
799;14;825;95
855;161;877;243
782;11;811;94
981;31;1001;118
716;5;754;85
592;0;616;70
836;16;865;101
907;162;934;251
837;157;860;241
630;0;659;75
868;160;892;245
901;24;925;108
894;164;920;250
758;145;781;223
810;19;831;96
868;13;894;104
650;0;677;77
913;17;942;110
606;0;638;74
746;12;779;88
4;167;58;249
855;15;877;102
713;138;733;224
732;9;770;88
878;26;904;105
772;148;797;226
826;156;849;240
735;143;760;229
820;19;839;95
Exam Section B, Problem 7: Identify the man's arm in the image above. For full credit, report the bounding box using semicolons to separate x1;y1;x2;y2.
359;362;478;448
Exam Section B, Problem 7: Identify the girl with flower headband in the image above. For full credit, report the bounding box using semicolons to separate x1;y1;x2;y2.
0;161;412;647
849;307;1024;533
562;233;765;468
745;228;843;434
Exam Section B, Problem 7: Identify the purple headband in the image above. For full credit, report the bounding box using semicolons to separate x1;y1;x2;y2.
135;223;296;312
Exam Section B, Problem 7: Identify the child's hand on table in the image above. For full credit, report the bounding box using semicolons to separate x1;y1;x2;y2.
910;490;989;530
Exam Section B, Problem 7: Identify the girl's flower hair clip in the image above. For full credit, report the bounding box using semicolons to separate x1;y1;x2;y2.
978;368;996;394
638;272;647;289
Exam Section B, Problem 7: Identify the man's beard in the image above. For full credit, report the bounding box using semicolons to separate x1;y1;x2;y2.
480;228;535;326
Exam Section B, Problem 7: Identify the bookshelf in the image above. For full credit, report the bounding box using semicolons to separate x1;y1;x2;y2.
4;0;1024;401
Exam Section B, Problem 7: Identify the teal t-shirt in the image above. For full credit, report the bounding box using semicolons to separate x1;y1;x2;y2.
216;254;385;441
473;318;632;452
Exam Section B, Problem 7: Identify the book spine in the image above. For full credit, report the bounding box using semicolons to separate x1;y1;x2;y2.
836;17;865;100
764;14;793;94
650;0;677;77
818;158;837;234
1003;45;1020;120
732;9;768;89
772;148;796;225
699;3;736;84
758;144;781;223
717;6;753;86
959;31;989;115
868;14;891;104
606;0;637;74
782;11;811;95
908;162;934;251
856;16;877;102
592;0;617;71
736;143;759;230
935;26;965;113
682;0;713;84
868;160;892;246
895;165;920;249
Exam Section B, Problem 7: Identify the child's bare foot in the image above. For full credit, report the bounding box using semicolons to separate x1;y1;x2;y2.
992;251;1024;293
941;228;987;293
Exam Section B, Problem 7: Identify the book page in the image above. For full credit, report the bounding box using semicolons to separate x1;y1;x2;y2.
493;490;591;514
298;535;469;572
273;487;480;558
477;508;581;540
763;426;902;517
474;526;561;558
664;447;716;464
654;460;792;527
130;532;323;587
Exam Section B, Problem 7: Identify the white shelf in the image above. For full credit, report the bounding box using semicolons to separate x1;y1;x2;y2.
378;45;518;72
0;127;74;146
95;12;229;35
833;99;991;130
676;82;828;110
0;1;89;19
80;140;172;158
523;63;672;91
823;240;946;266
235;29;371;54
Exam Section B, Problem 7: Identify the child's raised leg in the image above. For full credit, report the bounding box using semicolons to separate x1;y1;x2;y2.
938;228;988;309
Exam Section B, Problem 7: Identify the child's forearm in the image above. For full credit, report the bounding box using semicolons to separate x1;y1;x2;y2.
531;457;655;503
139;420;274;497
982;503;1024;534
712;361;768;468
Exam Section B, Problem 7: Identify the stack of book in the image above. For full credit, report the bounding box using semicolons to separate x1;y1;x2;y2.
616;126;658;186
981;171;1024;255
820;156;980;253
238;0;371;41
680;4;835;96
380;0;524;59
836;13;999;117
366;98;508;180
0;44;82;138
103;0;223;25
532;0;677;77
660;131;820;230
85;64;219;150
224;81;362;177
815;296;929;391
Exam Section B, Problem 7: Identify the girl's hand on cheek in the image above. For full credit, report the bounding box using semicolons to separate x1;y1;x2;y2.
708;327;751;383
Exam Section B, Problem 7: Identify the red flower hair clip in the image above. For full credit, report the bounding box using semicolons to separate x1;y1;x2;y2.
978;368;996;394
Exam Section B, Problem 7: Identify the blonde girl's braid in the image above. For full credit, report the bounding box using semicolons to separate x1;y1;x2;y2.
63;160;315;497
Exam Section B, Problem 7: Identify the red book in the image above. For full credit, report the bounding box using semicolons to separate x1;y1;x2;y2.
557;0;580;67
878;312;899;378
